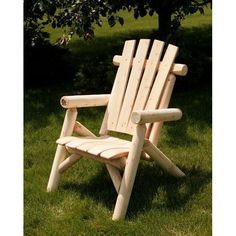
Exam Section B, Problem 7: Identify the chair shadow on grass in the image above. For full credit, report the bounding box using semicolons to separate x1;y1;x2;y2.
61;163;211;219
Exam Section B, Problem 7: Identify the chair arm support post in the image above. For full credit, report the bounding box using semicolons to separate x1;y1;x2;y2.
131;108;182;125
60;94;110;108
47;108;78;192
60;108;78;137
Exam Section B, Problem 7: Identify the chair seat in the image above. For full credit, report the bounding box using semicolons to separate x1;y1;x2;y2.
56;136;132;159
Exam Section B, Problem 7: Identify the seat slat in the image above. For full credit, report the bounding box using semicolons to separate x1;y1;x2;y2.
59;136;132;159
116;39;151;132
75;141;113;151
126;40;165;134
107;40;136;130
100;148;130;159
56;136;85;145
61;136;117;148
59;136;130;158
76;138;124;152
88;141;130;156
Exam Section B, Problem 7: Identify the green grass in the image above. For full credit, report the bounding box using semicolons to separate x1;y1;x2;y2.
25;8;212;236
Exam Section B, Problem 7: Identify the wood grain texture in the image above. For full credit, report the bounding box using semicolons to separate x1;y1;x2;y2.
107;40;136;130
143;140;185;177
73;121;96;137
112;124;146;220
60;94;110;108
113;55;187;76
126;40;165;134
47;108;78;192
116;39;151;132
148;74;176;143
58;154;82;174
106;164;122;193
145;44;178;111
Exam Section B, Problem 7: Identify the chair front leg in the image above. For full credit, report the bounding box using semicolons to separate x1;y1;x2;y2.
112;124;146;220
47;108;78;192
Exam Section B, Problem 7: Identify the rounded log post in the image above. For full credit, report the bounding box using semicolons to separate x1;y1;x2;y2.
112;124;146;220
99;108;109;136
58;154;82;174
73;121;96;137
47;108;78;192
131;108;182;125
47;145;67;192
143;141;185;177
106;164;122;193
60;94;110;109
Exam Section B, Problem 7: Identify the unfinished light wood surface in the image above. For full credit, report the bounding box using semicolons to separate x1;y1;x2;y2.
73;121;97;137
116;39;150;132
60;94;110;108
148;73;176;144
113;55;188;76
126;40;165;133
112;124;146;220
58;154;82;174
47;108;78;192
107;40;136;130
106;164;122;193
47;39;188;220
131;108;182;124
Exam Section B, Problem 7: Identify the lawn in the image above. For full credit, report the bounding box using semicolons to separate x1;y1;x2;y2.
24;8;212;236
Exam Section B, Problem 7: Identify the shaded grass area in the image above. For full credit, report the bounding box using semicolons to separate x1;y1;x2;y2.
25;8;211;236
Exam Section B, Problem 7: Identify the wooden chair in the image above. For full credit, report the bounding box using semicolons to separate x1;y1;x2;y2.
47;39;188;220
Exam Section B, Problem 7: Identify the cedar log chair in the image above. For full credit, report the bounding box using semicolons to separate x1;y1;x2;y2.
47;39;188;220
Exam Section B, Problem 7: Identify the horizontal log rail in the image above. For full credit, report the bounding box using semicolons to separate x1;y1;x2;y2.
113;55;188;76
60;94;110;108
131;108;182;124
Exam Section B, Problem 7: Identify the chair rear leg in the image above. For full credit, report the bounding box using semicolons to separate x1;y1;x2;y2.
106;164;122;193
112;124;146;220
143;141;185;177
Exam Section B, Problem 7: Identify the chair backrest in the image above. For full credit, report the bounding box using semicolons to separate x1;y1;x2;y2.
100;39;180;144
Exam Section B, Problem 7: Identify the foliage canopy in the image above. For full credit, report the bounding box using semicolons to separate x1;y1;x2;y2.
24;0;211;47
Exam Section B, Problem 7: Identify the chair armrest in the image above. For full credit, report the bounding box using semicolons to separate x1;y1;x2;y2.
60;94;110;108
131;108;182;124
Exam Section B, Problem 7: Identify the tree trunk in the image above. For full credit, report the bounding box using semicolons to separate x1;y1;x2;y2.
158;10;172;34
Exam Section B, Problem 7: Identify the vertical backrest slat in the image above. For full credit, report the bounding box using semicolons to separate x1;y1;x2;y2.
126;40;165;134
144;44;178;136
107;40;136;131
145;44;178;111
116;39;151;132
147;74;176;143
104;39;181;138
